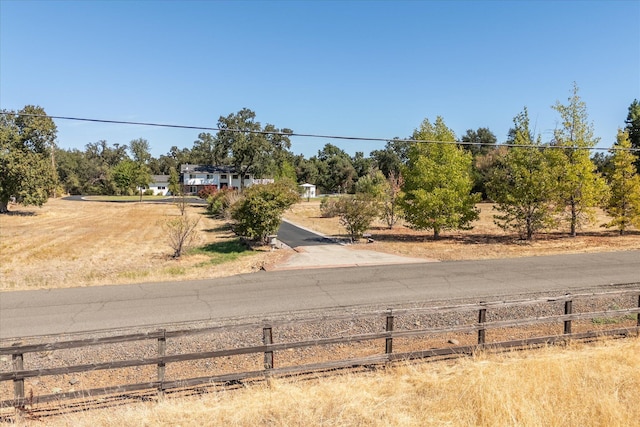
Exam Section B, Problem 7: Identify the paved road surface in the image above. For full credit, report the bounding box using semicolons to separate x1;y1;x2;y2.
276;220;336;248
1;251;638;339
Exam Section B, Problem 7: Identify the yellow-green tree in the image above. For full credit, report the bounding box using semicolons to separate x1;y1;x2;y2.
552;83;608;236
400;117;480;239
602;130;640;235
487;109;563;240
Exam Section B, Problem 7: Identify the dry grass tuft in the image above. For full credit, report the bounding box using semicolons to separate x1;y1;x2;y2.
0;199;289;291
12;336;640;426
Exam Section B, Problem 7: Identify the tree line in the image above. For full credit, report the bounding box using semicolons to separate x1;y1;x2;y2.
2;85;640;239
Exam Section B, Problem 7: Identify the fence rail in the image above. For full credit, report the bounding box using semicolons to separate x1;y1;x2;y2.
2;288;639;408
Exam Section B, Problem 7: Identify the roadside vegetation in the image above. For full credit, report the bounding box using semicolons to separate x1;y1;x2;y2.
10;337;640;426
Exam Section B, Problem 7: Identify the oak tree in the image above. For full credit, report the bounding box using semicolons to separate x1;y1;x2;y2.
0;106;57;213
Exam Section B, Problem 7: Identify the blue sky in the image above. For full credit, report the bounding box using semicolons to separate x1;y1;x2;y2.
1;0;639;158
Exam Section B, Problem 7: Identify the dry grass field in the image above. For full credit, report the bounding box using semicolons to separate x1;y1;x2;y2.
1;197;638;292
10;336;640;426
284;200;640;260
0;198;288;291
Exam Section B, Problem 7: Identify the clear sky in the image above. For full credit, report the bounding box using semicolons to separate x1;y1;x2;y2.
1;0;639;158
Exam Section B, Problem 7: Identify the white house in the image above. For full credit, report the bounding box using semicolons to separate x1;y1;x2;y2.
148;175;170;196
300;183;316;199
180;164;273;194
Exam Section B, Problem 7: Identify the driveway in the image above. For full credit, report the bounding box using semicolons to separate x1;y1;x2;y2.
274;220;436;269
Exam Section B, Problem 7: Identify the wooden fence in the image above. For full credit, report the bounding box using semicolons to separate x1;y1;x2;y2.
2;288;639;409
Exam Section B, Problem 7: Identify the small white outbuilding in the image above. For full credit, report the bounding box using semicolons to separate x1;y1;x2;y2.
300;183;316;199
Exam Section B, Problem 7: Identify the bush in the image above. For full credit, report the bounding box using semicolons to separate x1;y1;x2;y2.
334;195;380;242
143;189;154;196
198;185;218;199
230;181;299;242
206;189;237;218
320;196;339;218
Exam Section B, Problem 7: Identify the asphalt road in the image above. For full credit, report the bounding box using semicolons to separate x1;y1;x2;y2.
276;220;336;248
1;251;638;339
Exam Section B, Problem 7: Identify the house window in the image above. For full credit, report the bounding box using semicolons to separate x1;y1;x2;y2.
206;174;213;179
189;174;195;179
221;174;227;179
158;186;166;190
189;186;197;193
232;174;239;180
244;175;250;180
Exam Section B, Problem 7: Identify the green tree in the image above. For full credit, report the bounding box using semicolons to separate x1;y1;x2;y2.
461;127;497;156
82;140;128;195
370;137;410;178
461;127;498;198
400;117;480;239
230;181;299;242
192;132;227;166
487;109;562;240
552;83;608;237
625;99;640;173
294;154;319;186
128;138;152;200
354;169;387;200
601;130;640;235
0;106;57;213
111;159;139;195
215;108;292;189
315;144;357;193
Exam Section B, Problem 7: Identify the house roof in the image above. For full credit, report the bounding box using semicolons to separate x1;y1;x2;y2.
180;164;239;174
151;175;170;183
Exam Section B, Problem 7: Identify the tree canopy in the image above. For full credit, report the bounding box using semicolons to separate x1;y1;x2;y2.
400;117;480;239
552;83;608;236
625;99;640;173
601;130;640;234
487;108;562;240
0;106;58;213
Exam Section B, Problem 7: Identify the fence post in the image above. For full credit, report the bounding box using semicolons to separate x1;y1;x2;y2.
636;295;640;329
385;310;394;356
263;326;274;371
157;329;166;396
12;342;24;409
564;299;573;335
477;306;486;346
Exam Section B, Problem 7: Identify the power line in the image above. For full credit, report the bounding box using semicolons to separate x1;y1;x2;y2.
1;111;638;153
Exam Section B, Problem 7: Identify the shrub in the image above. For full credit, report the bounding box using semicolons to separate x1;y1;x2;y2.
206;189;236;218
335;195;380;242
230;181;299;242
163;214;201;258
198;185;218;199
320;196;339;218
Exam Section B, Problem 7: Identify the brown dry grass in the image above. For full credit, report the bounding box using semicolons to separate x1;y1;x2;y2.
11;336;640;426
0;198;289;291
284;200;640;260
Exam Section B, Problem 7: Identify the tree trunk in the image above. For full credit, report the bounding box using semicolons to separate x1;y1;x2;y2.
570;200;577;237
433;228;440;240
0;200;8;214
